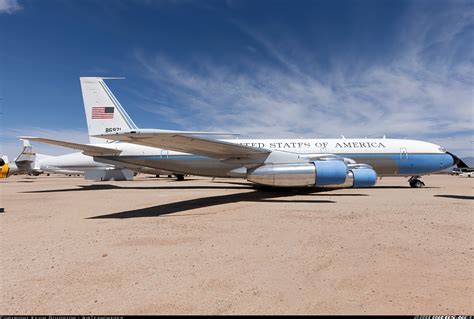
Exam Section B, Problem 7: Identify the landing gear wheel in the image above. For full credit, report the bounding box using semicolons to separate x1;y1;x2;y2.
409;177;425;188
175;174;185;181
155;174;160;178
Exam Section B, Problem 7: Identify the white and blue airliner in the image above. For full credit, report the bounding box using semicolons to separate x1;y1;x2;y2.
25;77;466;189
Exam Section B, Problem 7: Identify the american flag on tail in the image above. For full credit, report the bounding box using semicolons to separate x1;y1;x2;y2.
92;107;114;119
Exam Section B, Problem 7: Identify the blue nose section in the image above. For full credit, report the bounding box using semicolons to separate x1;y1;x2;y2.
441;153;455;170
398;153;455;174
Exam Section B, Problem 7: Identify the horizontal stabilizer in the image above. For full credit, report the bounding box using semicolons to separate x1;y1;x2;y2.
20;136;121;156
15;138;35;163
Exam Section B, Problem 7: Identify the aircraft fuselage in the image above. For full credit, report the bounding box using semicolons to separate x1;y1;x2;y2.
92;138;454;178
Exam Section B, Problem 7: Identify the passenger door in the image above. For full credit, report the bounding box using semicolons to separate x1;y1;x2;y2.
400;148;408;160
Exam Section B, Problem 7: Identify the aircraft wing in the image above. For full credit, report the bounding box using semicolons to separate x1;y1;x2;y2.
97;129;271;159
20;137;121;156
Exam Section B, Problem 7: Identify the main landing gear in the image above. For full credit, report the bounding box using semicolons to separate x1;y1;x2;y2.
409;176;425;188
175;174;185;181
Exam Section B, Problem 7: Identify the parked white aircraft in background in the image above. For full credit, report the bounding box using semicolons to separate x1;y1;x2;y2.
1;140;40;178
0;139;131;180
24;77;465;188
0;139;170;181
1;141;78;178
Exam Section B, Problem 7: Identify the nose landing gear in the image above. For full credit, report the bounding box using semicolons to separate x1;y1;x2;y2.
409;176;425;188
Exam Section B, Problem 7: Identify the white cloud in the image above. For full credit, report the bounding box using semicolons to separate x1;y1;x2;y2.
132;2;473;157
0;0;22;14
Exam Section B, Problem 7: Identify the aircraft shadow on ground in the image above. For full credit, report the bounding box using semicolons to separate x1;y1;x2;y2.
141;178;202;182
22;184;372;195
434;194;474;200
374;186;440;189
21;184;253;193
19;183;370;218
87;188;340;219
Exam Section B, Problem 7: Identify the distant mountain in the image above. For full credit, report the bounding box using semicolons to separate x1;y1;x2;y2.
461;157;474;168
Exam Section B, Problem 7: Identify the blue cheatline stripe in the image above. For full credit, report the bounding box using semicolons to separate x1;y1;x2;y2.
322;153;445;156
100;152;453;175
104;155;209;159
336;153;453;174
106;152;447;159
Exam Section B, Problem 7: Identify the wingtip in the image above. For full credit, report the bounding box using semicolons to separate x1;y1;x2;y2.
18;136;37;140
100;77;126;80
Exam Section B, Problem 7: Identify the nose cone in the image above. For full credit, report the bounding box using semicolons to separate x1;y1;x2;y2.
441;153;455;170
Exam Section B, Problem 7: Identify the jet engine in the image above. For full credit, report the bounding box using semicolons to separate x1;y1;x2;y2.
329;166;377;188
247;160;347;187
350;167;377;188
246;160;377;188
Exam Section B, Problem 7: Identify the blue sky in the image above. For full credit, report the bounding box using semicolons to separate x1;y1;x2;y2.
1;0;473;159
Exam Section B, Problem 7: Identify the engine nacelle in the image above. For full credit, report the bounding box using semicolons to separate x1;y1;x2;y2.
246;160;348;187
247;163;316;187
313;160;347;186
351;168;377;188
322;167;377;188
84;168;135;181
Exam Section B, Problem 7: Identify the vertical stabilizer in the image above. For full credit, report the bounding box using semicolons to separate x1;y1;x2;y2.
14;139;36;173
80;77;137;144
15;139;35;163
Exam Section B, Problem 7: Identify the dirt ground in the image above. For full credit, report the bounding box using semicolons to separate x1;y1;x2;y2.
0;174;472;314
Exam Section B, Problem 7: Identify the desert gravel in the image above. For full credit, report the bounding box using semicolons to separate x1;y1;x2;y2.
1;174;472;314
